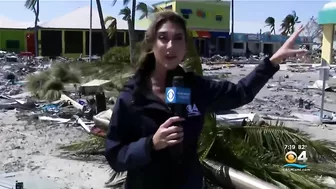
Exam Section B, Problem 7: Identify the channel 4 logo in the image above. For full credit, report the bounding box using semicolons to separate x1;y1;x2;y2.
284;150;308;170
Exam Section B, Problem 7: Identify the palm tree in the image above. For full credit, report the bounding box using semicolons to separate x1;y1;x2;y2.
288;11;301;34
96;0;110;53
112;0;142;65
104;16;117;45
280;11;301;36
24;0;39;56
265;17;275;34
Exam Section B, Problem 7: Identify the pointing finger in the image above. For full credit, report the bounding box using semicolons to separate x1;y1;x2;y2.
286;25;304;46
294;25;305;37
290;49;308;54
287;49;308;57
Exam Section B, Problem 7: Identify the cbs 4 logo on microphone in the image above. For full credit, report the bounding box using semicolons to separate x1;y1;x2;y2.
283;150;309;171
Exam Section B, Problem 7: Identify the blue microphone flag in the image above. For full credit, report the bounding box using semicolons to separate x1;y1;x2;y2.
165;87;191;104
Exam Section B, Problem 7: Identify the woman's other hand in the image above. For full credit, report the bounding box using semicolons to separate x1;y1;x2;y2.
152;116;184;151
270;25;308;65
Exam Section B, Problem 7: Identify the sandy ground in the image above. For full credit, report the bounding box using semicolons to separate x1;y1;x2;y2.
1;63;336;188
0;110;109;189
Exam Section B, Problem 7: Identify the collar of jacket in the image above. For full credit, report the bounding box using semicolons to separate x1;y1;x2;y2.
126;65;187;113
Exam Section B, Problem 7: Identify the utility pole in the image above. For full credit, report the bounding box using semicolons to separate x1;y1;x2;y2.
89;0;93;62
229;0;234;59
259;29;262;54
34;0;39;57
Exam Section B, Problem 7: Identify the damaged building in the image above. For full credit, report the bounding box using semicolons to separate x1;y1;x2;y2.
0;1;313;58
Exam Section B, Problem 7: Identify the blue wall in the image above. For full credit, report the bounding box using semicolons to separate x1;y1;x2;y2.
233;33;312;44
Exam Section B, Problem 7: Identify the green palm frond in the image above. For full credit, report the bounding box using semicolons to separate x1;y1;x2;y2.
51;63;81;83
42;77;64;91
136;2;149;20
265;17;275;26
122;0;131;6
26;63;81;100
183;30;202;74
199;119;336;188
59;136;105;155
105;170;127;188
43;89;63;101
265;17;275;34
280;11;300;35
198;114;217;160
112;0;131;6
105;16;117;39
24;0;36;9
119;7;131;21
26;71;51;94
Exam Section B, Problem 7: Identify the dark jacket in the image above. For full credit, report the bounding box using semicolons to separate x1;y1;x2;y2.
105;58;279;189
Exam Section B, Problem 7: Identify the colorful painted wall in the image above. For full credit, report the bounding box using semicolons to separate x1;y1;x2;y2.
0;29;26;52
136;1;176;29
175;1;230;31
152;1;176;11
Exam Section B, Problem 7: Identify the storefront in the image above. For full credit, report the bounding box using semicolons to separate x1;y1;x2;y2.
246;34;261;55
0;29;27;53
176;1;230;57
232;33;247;56
232;33;313;57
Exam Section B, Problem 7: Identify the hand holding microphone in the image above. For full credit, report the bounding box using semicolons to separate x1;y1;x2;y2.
152;116;185;151
164;76;191;159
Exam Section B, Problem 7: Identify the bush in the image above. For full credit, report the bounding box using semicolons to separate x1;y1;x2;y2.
103;46;130;63
103;42;143;65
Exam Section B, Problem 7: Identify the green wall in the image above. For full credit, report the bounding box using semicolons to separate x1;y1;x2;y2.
175;1;230;31
0;29;26;52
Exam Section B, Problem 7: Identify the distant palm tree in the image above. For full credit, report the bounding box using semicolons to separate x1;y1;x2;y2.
104;16;117;39
280;11;301;35
24;0;39;56
265;17;275;34
112;0;147;65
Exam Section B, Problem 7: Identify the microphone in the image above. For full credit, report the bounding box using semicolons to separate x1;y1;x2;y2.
165;76;191;160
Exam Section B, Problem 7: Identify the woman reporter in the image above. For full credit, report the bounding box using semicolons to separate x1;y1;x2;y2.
104;11;306;189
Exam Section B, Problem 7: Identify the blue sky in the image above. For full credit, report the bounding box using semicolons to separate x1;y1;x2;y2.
0;0;329;33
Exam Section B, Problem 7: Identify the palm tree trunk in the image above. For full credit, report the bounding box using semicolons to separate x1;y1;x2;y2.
129;0;137;65
96;0;110;53
34;0;39;56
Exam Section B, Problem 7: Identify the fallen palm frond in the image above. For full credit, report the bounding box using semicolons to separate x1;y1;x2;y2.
26;63;81;101
59;135;105;155
26;71;51;95
51;63;82;83
199;119;336;189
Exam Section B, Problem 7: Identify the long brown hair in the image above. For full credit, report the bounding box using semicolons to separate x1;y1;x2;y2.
135;11;188;89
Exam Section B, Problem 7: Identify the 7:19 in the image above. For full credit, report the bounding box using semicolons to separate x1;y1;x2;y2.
284;145;296;150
